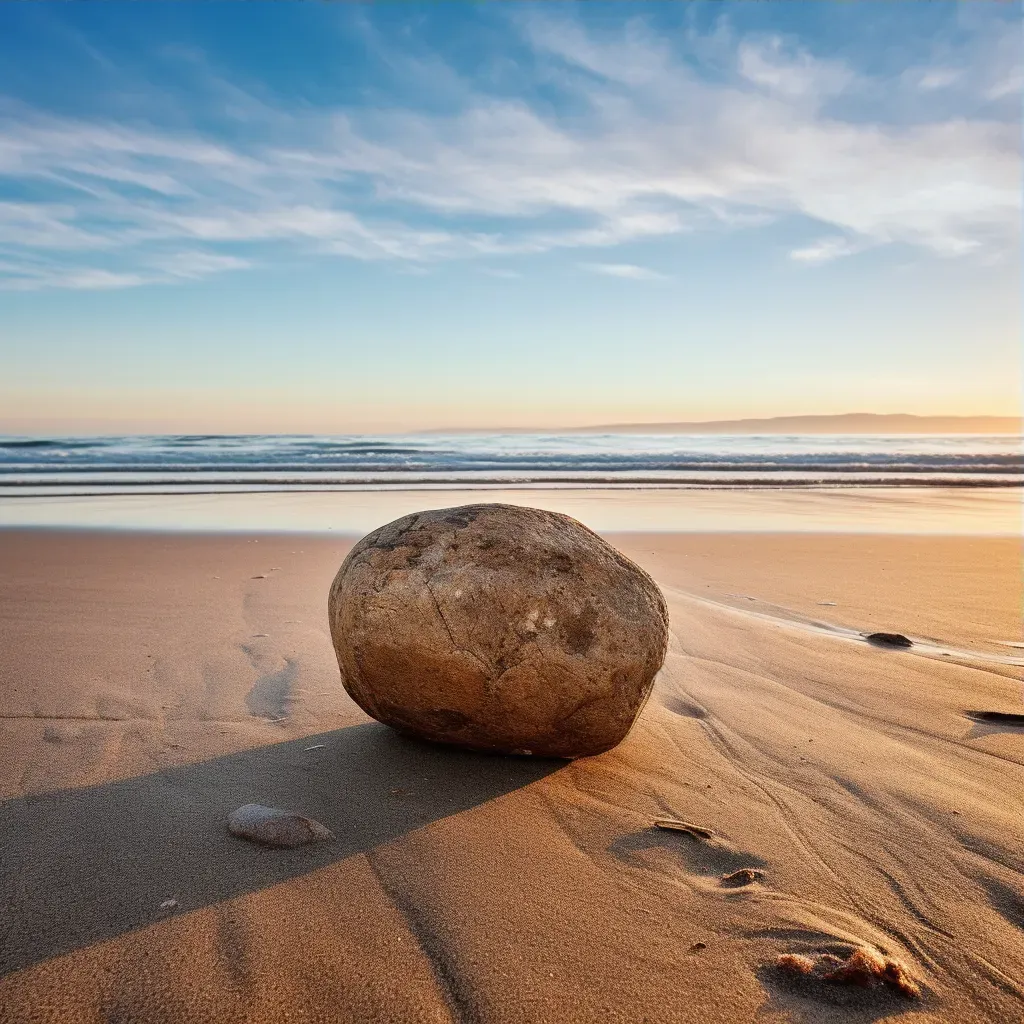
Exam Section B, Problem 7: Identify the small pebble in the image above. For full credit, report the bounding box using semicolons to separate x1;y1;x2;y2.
227;804;332;848
865;632;913;649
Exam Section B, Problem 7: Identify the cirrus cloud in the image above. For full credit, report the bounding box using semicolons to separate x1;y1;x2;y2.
0;9;1018;290
581;262;667;281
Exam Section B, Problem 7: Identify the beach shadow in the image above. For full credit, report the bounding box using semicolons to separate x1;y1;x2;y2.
977;875;1024;932
964;710;1024;740
0;723;562;977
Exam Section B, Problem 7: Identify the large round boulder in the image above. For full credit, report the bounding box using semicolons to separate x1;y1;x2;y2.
328;504;669;758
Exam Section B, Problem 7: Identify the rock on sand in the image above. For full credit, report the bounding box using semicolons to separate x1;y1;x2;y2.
865;631;914;648
328;504;669;758
227;804;332;848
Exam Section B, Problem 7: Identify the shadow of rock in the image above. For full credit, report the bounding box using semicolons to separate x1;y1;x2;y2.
0;723;562;977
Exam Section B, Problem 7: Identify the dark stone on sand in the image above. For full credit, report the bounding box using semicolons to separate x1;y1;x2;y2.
328;503;669;758
865;632;913;648
227;804;332;848
966;710;1024;726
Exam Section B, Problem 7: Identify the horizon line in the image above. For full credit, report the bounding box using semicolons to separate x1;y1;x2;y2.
0;412;1020;439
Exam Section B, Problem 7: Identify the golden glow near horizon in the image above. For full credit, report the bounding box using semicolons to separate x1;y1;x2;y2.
0;388;1019;436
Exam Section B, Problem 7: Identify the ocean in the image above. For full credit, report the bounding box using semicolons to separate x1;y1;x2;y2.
0;433;1020;495
1;433;1019;534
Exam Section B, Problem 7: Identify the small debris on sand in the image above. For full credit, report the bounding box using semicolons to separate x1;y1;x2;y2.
654;818;714;840
304;743;326;751
689;942;707;953
722;868;764;886
818;601;837;606
776;947;921;999
251;575;267;580
864;632;913;648
42;724;83;743
227;804;332;849
159;898;178;911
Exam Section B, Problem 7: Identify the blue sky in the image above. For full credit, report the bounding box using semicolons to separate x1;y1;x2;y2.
0;1;1019;433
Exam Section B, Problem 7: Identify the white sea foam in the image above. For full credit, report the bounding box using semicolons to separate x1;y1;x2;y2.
0;433;1019;494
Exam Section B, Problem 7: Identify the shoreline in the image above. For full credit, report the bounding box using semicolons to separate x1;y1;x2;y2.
0;485;1019;536
3;478;1021;492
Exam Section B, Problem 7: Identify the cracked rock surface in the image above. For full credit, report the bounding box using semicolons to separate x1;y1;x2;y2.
328;503;669;758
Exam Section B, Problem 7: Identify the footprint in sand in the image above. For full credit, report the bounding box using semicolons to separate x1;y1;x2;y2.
242;649;299;722
610;820;768;887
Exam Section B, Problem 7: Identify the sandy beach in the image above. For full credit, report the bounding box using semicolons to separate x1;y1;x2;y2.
1;527;1021;1023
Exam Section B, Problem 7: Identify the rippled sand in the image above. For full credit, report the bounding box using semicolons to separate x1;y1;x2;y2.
0;529;1020;1023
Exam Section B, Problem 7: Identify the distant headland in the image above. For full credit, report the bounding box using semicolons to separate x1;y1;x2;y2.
425;413;1021;435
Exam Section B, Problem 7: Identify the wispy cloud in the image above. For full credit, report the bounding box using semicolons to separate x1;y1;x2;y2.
737;34;856;100
155;251;252;279
0;266;152;291
0;9;1018;290
789;236;864;265
906;67;962;91
581;262;667;281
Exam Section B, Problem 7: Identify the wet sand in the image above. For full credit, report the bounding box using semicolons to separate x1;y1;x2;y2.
1;484;1020;536
0;528;1021;1023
